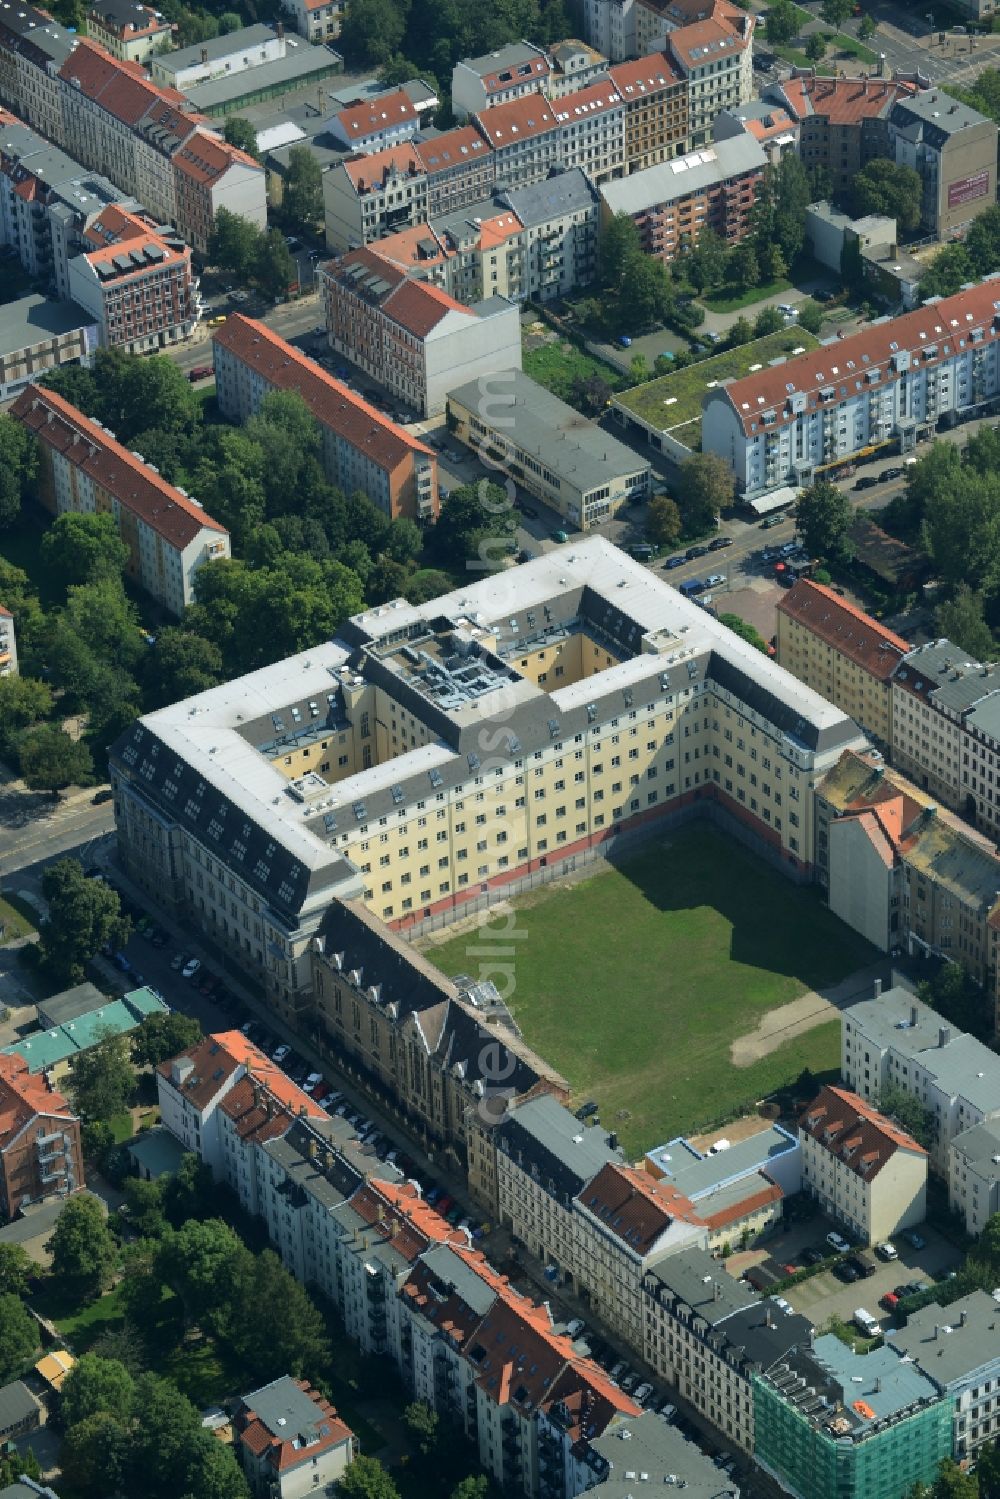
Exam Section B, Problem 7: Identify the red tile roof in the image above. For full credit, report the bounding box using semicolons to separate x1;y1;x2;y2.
173;127;258;185
57;38;185;124
341;142;423;192
552;75;623;122
775;74;912;126
328;247;469;337
238;1380;352;1473
608;50;682;97
477;51;549;95
777;579;910;680
80;204;190;283
12;384;227;551
156;1030;324;1120
218;1077;294;1145
335;87;416;142
799;1083;927;1181
717;279;1000;438
576;1163;704;1254
473;94;558;147
415;124;492;174
667;14;749;70
350;1178;462;1262
698;1174;783;1232
0;1053;75;1152
212;314;434;474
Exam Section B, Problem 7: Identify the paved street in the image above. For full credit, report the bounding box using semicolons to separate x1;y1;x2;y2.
0;791;113;884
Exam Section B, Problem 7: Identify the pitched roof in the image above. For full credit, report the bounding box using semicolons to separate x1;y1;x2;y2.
714;279;1000;438
212;315;433;473
777;579;910;680
238;1377;352;1473
414;124;492;174
12;384;227;551
334;87;417;141
799;1083;927;1180
608;50;682;97
173;128;259;186
79;203;189;284
551;76;623;123
462;41;550;91
473;94;558;148
57;38;185;123
576;1162;704;1254
328;247;470;336
156;1030;324;1120
772;73;912;125
349;1177;462;1262
667;14;748;70
341;141;423;192
0;1053;75;1152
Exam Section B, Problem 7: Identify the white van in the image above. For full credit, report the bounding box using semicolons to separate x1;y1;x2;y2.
854;1308;881;1336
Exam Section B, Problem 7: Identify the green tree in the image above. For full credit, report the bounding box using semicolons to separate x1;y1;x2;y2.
806;31;827;60
180;1432;251;1499
599;211;643;291
877;1084;936;1149
0;675;52;745
125;1373;205;1498
976;1438;1000;1498
17;725;94;792
922;465;1000;593
774;153;812;263
209;207;262;280
765;0;800;43
123;1176;169;1240
678;453;733;531
340;0;407;64
0;1243;31;1297
403;1401;440;1457
40;512;130;591
60;1411;130;1499
451;1480;489;1499
0;1293;38;1381
70;1032;136;1122
858;11;877;39
646;493;683;548
223;117;259;158
255;228;298;300
338;1456;402;1499
228;1249;329;1381
0;1446;40;1488
60;1355;135;1429
0;412;38;529
978;1213;1000;1270
795;477;853;563
918;961;991;1040
931;1459;979;1499
161;1152;216;1228
754;305;786;337
140;628;223;710
919;243;973;301
728;314;753;347
283;144;324;229
95;351;199;442
796;299;824;336
48;1195;116;1301
853;159;923;233
38;859;129;984
729;241;759;290
683;226;727;292
429;482;516;568
156;1219;249;1333
821;0;852;22
936;585;994;660
132;1011;202;1068
719;613;769;652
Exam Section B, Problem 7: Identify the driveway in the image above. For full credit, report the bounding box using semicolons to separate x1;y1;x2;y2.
785;1227;962;1332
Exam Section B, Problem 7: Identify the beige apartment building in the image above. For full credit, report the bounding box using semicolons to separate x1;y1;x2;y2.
776;580;909;751
573;1162;707;1347
608;50;689;172
949;1121;1000;1237
799;1084;927;1244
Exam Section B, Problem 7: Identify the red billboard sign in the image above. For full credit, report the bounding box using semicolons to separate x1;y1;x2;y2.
948;170;990;209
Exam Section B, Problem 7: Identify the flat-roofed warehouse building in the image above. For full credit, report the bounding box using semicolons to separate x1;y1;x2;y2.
110;538;866;1018
447;369;651;529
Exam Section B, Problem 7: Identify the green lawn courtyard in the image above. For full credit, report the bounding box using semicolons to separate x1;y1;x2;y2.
422;826;874;1158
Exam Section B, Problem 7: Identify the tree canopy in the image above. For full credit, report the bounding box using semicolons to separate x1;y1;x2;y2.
852;159;923;233
795;478;853;564
0;1293;38;1382
70;1032;136;1123
47;1194;117;1301
38;858;130;985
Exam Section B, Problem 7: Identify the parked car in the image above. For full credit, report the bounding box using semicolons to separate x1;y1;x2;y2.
272;1044;291;1064
617;335;632;348
879;467;904;483
704;572;726;588
187;364;214;382
686;545;709;560
182;958;201;979
880;1291;900;1311
876;1242;899;1261
853;476;879;491
610;1362;627;1384
801;1246;826;1266
663;555;685;569
565;1317;585;1338
303;1073;323;1093
552;530;569;544
92;787;114;804
834;1261;861;1284
777;303;795;315
634;1384;655;1406
620;1373;639;1393
779;541;800;557
760;514;784;529
520;504;539;519
708;535;733;550
826;1231;851;1253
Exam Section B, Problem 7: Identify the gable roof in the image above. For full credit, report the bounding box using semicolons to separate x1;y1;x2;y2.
777;579;909;680
57;38;185;123
238;1377;352;1473
414;124;492;174
211;314;433;473
341;141;423;192
473;94;558;148
327;247;471;337
799;1083;927;1180
576;1162;704;1254
608;50;682;97
12;384;227;550
334;87;417;141
770;73;911;125
173;128;259;185
156;1030;324;1120
0;1053;75;1152
667;14;748;70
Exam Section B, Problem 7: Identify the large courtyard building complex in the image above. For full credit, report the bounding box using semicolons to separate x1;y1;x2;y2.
702;278;1000;496
110;537;866;1017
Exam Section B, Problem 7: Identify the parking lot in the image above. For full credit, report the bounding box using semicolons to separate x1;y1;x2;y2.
785;1227;962;1332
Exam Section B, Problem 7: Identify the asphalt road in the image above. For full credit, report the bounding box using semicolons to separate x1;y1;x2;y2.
174;291;324;376
0;796;114;883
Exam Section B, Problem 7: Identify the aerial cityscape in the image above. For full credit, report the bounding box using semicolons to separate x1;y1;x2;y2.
3;0;1000;1496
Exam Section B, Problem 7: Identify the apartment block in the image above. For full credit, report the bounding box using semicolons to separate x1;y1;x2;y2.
235;1377;355;1498
547;39;608;98
888;91;997;238
0;2;76;143
150;23;283;91
573;1162;708;1346
599;135;766;265
584;0;639;63
644;1118;800;1247
67;204;197;353
367;169;600;308
754;1334;952;1499
949;1120;1000;1236
495;1094;623;1279
0;294;96;399
451;42;551;121
172;127;266;254
417;124;496;217
473;95;561;190
322;246;522;416
447;369;650;528
282;0;342;41
323;143;429;253
765;73;912;199
86;0;173;63
799;1083;927;1245
842;984;1000;1178
0;606;16;677
310;897;568;1162
608;51;689;173
326;85;434;153
815;750;1000;998
110;541;865;1021
13;382;229;616
0;1053;83;1220
212;314;438;520
642;1246;813;1454
888;1291;1000;1465
776;580;909;750
57;40;175;203
132;98;200;227
665;8;754;147
550;75;625;183
714;99;799;165
702;279;1000;497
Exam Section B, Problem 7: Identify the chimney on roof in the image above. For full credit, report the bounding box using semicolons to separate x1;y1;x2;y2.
873;978;882;999
200;46;207;62
960;1309;968;1326
938;1027;951;1048
276;18;283;37
875;1377;882;1393
934;1324;940;1339
911;1004;918;1025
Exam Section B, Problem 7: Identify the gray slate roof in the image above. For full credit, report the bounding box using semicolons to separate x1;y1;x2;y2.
951;1120;1000;1175
0;295;93;356
184;42;341;111
0;1382;38;1433
584;1410;738;1496
154;22;276;74
599;135;766;216
241;1374;329;1441
844;985;1000;1112
498;166;598;225
887;1291;1000;1390
643;1246;757;1326
497;1095;622;1203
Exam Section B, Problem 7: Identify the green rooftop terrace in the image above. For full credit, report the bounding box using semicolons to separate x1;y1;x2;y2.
613;326;820;434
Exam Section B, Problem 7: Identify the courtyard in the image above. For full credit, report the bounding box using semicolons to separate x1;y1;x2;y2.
421;825;877;1158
